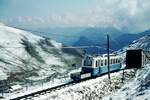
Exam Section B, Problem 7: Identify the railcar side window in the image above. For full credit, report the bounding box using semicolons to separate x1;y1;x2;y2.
101;60;103;66
113;59;115;64
116;59;118;63
96;61;98;67
113;59;114;64
115;59;117;64
110;59;113;64
118;59;120;63
98;60;101;67
105;59;107;65
111;59;114;64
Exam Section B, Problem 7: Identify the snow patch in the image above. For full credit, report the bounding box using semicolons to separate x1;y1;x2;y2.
51;40;62;49
104;64;150;100
0;69;7;80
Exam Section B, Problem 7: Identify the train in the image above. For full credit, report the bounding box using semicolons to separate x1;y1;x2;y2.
71;54;122;81
70;49;150;81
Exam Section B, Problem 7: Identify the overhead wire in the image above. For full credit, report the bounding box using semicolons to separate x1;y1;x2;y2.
0;45;115;53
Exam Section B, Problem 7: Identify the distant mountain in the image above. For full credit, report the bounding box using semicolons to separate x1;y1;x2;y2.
74;28;150;54
36;27;86;36
75;27;123;45
32;26;150;55
139;29;150;36
34;27;87;45
115;33;141;49
72;27;124;54
34;27;123;46
115;29;150;49
74;36;95;46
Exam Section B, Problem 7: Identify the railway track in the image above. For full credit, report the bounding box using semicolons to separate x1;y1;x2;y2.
10;69;122;100
10;76;99;100
10;81;75;100
10;78;93;100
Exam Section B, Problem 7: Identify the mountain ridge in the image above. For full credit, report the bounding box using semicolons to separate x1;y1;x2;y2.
0;24;82;83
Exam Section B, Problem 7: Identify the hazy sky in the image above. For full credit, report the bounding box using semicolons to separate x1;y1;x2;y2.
0;0;150;32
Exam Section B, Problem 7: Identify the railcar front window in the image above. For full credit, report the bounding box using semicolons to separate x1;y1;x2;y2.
84;60;92;66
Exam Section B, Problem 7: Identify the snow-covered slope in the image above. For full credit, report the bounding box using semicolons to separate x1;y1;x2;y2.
27;69;135;100
116;35;150;63
104;64;150;100
104;35;150;100
123;35;150;50
0;24;82;82
118;35;150;53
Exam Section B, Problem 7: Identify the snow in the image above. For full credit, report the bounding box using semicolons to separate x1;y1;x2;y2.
45;55;66;66
51;40;62;49
27;69;135;100
0;25;42;46
62;54;76;60
16;64;149;100
103;64;150;100
121;64;126;69
10;85;22;91
0;69;7;80
0;22;4;25
107;35;150;100
9;77;71;99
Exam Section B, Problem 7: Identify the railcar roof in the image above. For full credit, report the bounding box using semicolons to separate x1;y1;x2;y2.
84;54;120;60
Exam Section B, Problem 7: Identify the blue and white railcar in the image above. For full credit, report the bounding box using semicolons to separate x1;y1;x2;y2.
71;54;122;81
